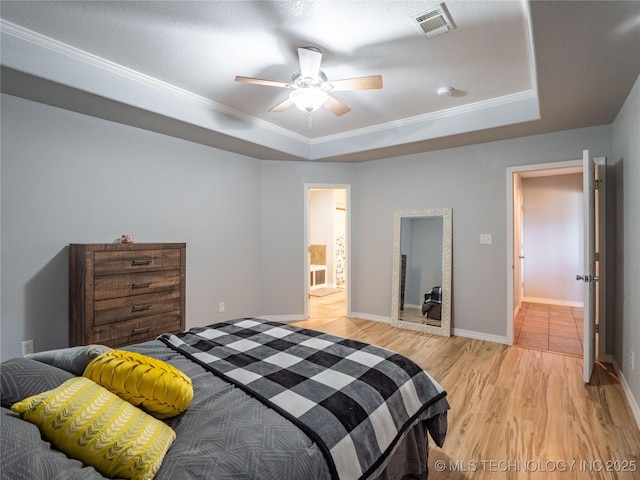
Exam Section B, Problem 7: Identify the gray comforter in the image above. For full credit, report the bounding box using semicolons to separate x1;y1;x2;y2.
1;337;449;480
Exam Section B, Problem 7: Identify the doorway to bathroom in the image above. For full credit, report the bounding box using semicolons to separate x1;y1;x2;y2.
304;184;350;321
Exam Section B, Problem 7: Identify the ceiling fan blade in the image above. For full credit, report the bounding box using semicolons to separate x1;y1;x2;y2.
328;75;383;91
269;97;295;113
323;95;351;116
298;47;322;80
235;76;292;88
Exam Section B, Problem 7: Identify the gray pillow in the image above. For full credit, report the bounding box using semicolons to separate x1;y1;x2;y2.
1;357;74;408
27;344;111;375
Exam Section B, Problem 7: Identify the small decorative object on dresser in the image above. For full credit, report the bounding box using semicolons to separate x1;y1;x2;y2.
69;243;186;347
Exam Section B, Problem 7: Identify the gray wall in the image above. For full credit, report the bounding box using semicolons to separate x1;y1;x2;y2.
258;160;355;318
345;129;611;338
0;92;620;357
1;94;262;359
611;75;640;411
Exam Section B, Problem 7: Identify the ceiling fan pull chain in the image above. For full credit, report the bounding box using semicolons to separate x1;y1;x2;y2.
308;112;312;130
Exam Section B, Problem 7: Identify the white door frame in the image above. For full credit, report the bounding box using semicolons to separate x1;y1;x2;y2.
506;160;583;345
304;184;352;318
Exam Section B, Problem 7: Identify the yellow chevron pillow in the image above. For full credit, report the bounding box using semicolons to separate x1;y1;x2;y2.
84;350;193;419
11;377;175;480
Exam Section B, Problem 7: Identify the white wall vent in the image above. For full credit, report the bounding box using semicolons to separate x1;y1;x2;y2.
411;3;456;38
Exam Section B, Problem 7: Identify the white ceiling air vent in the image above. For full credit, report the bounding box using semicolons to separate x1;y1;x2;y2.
411;3;456;38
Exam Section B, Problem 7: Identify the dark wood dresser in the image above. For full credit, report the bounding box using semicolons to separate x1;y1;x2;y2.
69;243;186;347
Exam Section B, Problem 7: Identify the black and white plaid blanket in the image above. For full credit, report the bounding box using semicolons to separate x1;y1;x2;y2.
159;318;448;480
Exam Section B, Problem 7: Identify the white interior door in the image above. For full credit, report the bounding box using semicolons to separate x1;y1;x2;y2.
518;186;525;305
580;150;597;383
513;176;524;311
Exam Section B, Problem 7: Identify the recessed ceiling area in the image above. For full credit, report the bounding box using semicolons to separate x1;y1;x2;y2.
1;1;638;162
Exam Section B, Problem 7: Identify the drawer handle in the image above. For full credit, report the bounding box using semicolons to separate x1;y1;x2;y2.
132;259;152;266
131;282;151;289
132;326;152;334
132;304;152;311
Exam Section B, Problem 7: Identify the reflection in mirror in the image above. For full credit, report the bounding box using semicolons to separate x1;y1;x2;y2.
400;216;443;326
391;209;452;337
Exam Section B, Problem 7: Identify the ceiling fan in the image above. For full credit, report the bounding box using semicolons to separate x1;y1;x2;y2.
235;46;382;126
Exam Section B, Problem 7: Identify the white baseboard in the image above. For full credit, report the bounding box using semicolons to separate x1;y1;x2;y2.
453;328;510;345
523;297;584;308
355;313;391;324
610;357;640;431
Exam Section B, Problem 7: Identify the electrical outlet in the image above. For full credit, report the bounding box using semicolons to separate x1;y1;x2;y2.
219;302;225;313
480;233;492;245
21;339;34;356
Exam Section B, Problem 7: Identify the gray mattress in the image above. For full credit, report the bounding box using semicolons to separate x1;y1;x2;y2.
1;338;448;480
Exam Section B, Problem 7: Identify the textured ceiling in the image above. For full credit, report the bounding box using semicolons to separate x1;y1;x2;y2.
1;1;639;162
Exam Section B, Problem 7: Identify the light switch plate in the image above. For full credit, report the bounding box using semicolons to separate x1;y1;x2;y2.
480;234;492;245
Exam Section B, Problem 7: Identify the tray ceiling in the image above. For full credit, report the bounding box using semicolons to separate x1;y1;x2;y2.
1;1;638;161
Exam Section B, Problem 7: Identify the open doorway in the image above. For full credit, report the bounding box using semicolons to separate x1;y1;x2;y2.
508;161;585;354
506;155;607;383
304;185;350;320
516;167;585;356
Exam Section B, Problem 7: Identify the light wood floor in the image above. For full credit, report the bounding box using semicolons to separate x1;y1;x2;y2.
302;293;640;480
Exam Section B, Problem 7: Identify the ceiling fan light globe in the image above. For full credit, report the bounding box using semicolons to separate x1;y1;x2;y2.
289;88;328;113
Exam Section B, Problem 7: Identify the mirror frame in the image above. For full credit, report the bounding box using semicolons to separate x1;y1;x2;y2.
391;208;452;337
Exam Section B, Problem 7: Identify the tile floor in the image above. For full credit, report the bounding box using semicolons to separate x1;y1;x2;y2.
514;302;584;356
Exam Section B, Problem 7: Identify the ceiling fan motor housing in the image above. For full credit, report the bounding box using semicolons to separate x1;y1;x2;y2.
292;71;329;89
235;44;381;118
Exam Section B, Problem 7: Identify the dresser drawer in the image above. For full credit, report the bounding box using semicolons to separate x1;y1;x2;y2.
94;270;181;300
94;248;181;275
94;290;181;326
69;243;185;348
91;312;182;347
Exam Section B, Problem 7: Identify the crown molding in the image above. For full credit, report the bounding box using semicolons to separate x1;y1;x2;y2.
0;20;310;145
1;18;540;161
310;90;538;146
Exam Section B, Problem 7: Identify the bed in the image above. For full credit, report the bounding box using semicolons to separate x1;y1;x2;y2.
1;318;449;480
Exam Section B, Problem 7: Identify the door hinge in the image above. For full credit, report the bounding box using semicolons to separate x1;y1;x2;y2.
595;324;600;334
595;252;600;261
595;179;601;190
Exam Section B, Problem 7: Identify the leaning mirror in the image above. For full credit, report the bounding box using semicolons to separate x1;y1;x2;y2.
391;208;452;337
